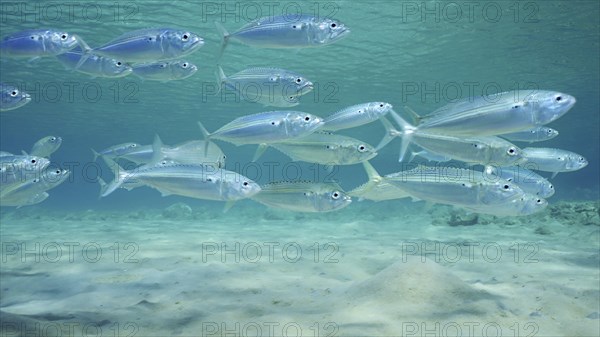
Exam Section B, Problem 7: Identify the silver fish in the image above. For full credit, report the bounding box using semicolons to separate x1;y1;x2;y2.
485;165;555;198
322;102;393;131
30;136;62;158
417;90;576;135
408;148;452;163
1;168;70;202
499;127;559;143
56;48;132;78
269;132;377;165
252;181;351;212
90;28;204;62
1;83;31;112
521;147;588;178
385;166;527;215
0;29;83;57
151;136;226;168
198;111;323;146
462;193;548;216
101;158;260;202
379;117;523;165
92;143;142;161
216;66;313;107
0;154;50;173
0;191;49;208
216;15;350;57
133;60;197;81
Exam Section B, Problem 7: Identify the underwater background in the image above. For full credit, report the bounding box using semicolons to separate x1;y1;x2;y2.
1;1;599;336
1;0;598;210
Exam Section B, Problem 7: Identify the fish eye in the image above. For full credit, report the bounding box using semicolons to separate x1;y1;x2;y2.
10;90;18;97
296;78;302;83
331;191;340;199
358;109;363;114
50;137;56;141
503;184;510;190
206;178;212;182
271;121;276;125
330;23;337;28
182;33;189;41
61;34;68;40
304;116;311;121
243;181;249;186
55;170;61;174
357;144;367;152
31;159;36;164
182;62;188;68
379;103;384;108
536;199;543;204
507;147;517;155
131;144;137;148
549;185;554;189
116;61;122;66
33;178;39;183
555;96;562;102
512;105;519;109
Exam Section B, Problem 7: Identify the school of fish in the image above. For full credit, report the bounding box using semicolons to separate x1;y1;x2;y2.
0;16;588;215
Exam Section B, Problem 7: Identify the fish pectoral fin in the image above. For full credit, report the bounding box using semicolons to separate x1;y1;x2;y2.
404;106;421;124
27;56;41;63
550;172;558;179
252;144;269;162
223;200;236;213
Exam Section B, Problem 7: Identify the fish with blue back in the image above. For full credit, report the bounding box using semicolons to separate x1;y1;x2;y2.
133;60;197;81
216;15;350;58
216;66;313;107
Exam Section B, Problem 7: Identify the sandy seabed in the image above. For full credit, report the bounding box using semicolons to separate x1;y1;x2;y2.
0;200;599;337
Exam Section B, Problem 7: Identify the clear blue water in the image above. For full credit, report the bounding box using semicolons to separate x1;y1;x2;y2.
1;0;598;211
0;2;599;336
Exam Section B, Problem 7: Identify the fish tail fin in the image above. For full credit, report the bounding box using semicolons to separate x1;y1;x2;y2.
215;65;226;94
91;148;101;161
97;177;107;199
215;21;230;61
376;117;401;151
197;121;212;155
389;109;417;162
100;156;128;197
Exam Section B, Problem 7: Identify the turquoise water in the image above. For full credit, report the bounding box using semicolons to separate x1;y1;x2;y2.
1;1;599;336
1;0;598;209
